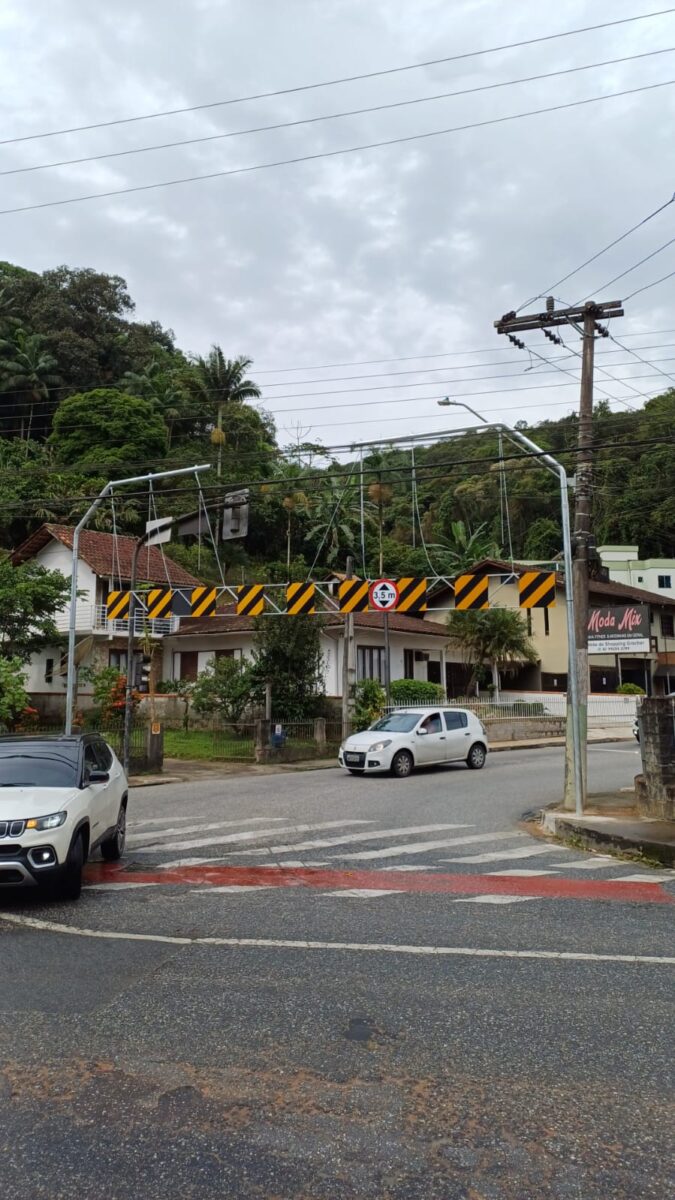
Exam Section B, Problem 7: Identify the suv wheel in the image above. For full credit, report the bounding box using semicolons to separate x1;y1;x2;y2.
391;750;413;779
466;743;487;770
101;802;127;862
56;832;85;901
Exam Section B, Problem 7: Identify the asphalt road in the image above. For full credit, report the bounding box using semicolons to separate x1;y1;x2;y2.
1;742;673;1200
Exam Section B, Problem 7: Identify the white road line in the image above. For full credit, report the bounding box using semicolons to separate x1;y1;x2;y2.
590;748;639;755
192;885;274;894
319;888;401;899
454;895;536;905
442;844;562;865
3;913;673;966
256;860;330;868
339;831;526;862
547;857;627;871
609;873;675;883
484;869;560;877
130;815;201;827
137;820;372;854
85;883;155;891
231;823;472;857
128;818;287;846
379;864;441;872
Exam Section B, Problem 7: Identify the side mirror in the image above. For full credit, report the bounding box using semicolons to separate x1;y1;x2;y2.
88;769;109;784
417;728;428;736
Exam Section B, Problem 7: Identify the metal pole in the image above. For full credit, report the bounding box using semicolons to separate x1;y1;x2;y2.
341;556;355;738
384;611;391;706
64;463;210;734
122;536;143;774
570;305;596;805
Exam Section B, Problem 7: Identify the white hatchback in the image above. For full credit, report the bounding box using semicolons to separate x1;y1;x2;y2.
339;707;489;778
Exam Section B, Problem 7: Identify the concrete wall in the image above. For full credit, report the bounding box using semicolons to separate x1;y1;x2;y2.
636;697;675;819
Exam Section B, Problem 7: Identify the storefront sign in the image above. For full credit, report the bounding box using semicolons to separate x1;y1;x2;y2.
588;604;650;653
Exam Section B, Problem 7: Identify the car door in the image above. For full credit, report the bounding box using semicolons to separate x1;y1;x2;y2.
94;738;123;830
443;710;471;760
83;740;111;845
414;712;447;764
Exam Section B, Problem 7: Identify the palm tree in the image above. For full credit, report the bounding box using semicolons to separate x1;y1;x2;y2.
189;347;261;477
446;607;538;701
428;520;500;574
0;329;61;440
305;479;376;568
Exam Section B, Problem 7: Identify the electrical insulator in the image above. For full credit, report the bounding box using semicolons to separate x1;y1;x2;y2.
507;333;526;350
543;329;562;345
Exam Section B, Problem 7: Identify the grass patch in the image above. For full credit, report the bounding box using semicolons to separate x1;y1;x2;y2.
163;728;254;761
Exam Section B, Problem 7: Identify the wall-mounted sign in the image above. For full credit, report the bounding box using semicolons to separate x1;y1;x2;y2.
588;604;650;654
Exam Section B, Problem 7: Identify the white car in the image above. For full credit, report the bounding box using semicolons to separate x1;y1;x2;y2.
0;733;128;900
339;707;489;778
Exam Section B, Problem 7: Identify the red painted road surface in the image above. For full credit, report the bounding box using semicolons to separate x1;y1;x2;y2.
85;862;675;905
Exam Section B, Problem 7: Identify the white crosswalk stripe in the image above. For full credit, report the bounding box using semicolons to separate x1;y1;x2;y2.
484;869;559;877
231;823;472;857
454;895;536;905
442;844;563;865
320;889;401;899
608;873;674;883
192;885;275;894
338;831;527;862
128;818;287;846
136;820;372;855
547;856;628;870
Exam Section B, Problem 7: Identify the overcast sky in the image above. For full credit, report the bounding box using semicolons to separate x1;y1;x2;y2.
1;0;674;453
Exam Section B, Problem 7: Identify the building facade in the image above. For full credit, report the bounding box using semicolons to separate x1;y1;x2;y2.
598;545;675;602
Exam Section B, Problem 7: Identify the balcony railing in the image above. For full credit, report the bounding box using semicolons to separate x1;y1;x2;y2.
54;604;178;638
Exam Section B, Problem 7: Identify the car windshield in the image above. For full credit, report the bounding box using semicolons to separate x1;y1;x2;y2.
0;746;79;788
369;713;421;733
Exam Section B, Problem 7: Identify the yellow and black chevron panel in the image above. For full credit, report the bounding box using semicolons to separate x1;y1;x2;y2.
191;586;218;618
454;574;489;611
396;577;427;613
237;584;265;617
519;571;557;608
106;590;130;620
338;579;370;612
286;581;316;615
145;588;173;619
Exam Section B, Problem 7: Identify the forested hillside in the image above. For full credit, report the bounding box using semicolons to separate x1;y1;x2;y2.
1;259;673;582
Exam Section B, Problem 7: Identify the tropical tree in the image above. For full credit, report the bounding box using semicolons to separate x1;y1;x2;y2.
0;328;61;440
304;478;375;568
446;607;538;701
0;555;71;662
428;519;500;574
189;347;261;476
50;388;168;468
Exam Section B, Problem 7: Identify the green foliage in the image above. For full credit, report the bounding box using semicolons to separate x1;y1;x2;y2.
191;656;255;723
50;388;168;468
0;656;29;727
446;607;538;692
353;678;386;730
389;679;445;705
523;518;561;560
616;682;645;695
79;665;138;725
0;555;70;662
252;615;325;719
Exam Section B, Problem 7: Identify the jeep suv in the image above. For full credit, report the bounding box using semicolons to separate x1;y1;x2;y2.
0;734;128;900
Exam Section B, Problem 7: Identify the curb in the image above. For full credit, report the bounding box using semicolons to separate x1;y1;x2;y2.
539;809;675;868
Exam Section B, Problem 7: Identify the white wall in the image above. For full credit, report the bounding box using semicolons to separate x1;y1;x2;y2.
35;540;97;610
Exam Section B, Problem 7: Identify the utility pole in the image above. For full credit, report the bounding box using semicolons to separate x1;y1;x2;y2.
494;297;624;810
341;555;356;738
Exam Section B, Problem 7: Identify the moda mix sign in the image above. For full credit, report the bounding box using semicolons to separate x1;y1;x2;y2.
587;604;650;654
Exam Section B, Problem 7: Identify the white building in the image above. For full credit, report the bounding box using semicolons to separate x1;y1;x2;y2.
11;523;199;716
599;545;675;601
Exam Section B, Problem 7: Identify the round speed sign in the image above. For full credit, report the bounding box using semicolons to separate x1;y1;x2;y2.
369;579;399;611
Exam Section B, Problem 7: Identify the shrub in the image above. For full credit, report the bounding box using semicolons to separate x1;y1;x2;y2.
353;679;386;730
616;682;645;695
389;679;445;706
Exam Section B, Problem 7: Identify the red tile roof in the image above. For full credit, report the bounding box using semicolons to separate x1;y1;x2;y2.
430;557;675;609
171;608;449;639
11;523;200;587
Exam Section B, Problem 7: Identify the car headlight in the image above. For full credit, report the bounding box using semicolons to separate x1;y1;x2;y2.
368;739;392;752
26;811;67;831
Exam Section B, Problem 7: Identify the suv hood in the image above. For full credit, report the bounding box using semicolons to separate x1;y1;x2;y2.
0;787;77;820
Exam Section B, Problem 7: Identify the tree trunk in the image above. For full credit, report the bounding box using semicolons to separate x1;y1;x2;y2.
490;661;500;702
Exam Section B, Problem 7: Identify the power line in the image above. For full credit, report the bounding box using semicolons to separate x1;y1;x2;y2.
5;48;672;179
579;233;675;299
3;78;674;217
624;264;675;300
4;9;672;147
516;192;675;311
607;331;675;386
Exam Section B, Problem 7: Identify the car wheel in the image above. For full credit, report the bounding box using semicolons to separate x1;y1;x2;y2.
466;743;487;770
101;801;127;861
55;832;84;901
391;750;413;779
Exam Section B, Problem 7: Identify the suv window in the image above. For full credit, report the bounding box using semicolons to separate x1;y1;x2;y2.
94;739;113;771
419;712;442;734
0;741;79;788
444;711;468;731
83;743;100;780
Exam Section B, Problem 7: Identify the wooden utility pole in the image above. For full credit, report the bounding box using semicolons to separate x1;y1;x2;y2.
494;298;624;809
341;556;356;738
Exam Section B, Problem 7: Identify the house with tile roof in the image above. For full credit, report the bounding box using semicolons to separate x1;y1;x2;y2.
10;523;199;707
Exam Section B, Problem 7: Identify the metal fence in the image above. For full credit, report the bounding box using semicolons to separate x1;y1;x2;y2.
162;721;256;762
386;693;639;728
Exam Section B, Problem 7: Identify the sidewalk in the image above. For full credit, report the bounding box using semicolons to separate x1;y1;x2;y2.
540;795;675;868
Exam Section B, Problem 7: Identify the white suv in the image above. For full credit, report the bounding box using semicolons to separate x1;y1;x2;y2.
339;707;489;778
0;734;128;900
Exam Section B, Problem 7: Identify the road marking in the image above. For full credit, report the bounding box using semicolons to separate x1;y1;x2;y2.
2;912;674;966
82;863;675;904
85;882;155;891
130;815;205;828
484;869;559;877
455;895;536;905
137;820;372;854
379;864;440;871
339;831;526;862
319;888;401;899
610;873;675;883
257;860;331;868
128;818;288;846
590;748;639;755
192;885;275;894
442;844;562;865
547;857;628;871
232;823;473;857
